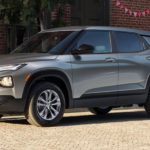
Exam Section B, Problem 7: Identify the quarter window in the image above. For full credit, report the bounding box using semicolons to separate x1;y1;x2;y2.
76;30;112;54
114;32;143;53
143;36;150;45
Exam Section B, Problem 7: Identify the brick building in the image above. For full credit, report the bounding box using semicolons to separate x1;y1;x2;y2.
111;0;150;31
0;0;150;54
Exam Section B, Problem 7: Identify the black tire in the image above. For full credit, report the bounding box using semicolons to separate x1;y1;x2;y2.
89;107;112;115
25;82;65;127
138;104;144;107
0;115;3;118
144;96;150;117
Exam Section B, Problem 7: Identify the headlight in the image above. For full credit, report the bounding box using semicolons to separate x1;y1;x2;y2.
0;64;26;72
0;76;13;87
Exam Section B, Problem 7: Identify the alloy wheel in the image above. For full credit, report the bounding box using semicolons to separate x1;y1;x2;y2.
37;89;61;121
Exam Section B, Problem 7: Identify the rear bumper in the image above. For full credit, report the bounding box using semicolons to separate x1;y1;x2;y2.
0;96;25;115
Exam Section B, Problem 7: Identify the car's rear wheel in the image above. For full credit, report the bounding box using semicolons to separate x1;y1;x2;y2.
89;107;112;115
144;95;150;117
25;82;65;127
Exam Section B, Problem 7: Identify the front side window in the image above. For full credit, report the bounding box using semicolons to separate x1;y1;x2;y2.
114;32;143;53
11;31;79;55
76;30;112;54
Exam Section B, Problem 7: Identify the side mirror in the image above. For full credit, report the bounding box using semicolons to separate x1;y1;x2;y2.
71;44;94;55
71;48;81;55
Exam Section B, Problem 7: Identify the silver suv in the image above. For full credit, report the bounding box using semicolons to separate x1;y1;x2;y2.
0;26;150;127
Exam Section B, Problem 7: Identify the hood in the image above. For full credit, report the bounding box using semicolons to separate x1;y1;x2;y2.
0;53;57;65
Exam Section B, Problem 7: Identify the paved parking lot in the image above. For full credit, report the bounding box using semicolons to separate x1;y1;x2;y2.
1;108;150;150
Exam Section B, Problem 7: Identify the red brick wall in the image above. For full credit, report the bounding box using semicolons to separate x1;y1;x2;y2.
63;4;71;25
110;0;150;31
0;24;7;54
51;4;71;26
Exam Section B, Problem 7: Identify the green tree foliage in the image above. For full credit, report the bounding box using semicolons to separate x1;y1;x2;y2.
23;0;73;30
0;0;72;30
0;0;23;24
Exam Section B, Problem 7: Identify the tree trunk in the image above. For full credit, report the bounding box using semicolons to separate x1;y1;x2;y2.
39;16;45;31
39;10;51;31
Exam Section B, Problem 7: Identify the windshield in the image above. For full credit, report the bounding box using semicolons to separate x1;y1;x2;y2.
11;31;79;54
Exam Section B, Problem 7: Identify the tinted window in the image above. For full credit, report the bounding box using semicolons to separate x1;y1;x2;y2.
114;32;143;53
76;30;111;54
143;36;150;45
12;31;79;54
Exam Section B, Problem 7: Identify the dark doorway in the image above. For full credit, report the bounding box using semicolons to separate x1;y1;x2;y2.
71;0;110;26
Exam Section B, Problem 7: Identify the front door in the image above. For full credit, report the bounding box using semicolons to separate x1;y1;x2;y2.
71;30;118;107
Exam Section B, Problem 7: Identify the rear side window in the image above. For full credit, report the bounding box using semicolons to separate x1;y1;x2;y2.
114;32;143;53
143;36;150;45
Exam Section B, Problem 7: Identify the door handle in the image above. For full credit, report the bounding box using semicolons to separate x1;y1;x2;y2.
105;57;116;63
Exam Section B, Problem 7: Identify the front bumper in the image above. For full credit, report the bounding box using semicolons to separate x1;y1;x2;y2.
0;96;25;115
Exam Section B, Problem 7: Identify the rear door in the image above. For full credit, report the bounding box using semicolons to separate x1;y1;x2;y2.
113;31;149;105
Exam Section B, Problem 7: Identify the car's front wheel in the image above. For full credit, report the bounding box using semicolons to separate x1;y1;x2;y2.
25;82;65;127
89;107;112;115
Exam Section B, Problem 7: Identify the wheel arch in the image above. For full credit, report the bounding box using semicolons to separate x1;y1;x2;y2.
146;75;150;90
143;74;150;104
22;69;73;111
